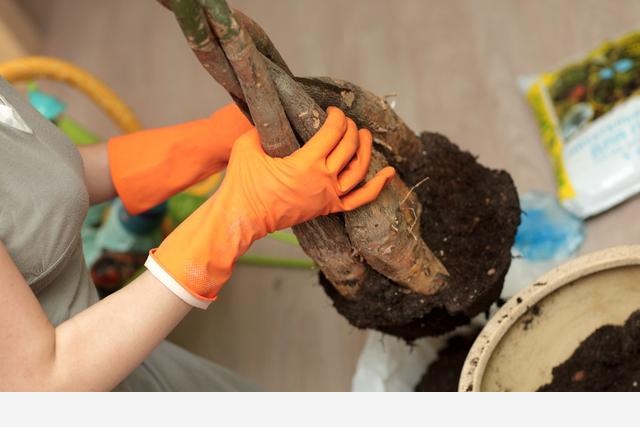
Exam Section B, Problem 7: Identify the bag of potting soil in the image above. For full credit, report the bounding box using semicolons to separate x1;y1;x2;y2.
521;30;640;218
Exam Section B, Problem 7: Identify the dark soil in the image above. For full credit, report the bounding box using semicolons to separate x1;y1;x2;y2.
538;309;640;392
319;132;520;340
415;329;481;392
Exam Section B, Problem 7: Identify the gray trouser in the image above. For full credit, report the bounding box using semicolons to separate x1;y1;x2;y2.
114;340;263;392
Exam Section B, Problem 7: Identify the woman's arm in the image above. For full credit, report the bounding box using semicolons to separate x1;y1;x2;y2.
4;107;390;391
0;240;191;391
77;143;117;205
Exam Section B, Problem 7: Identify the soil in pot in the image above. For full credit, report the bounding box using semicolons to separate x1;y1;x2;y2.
415;328;481;392
320;131;521;340
539;309;640;392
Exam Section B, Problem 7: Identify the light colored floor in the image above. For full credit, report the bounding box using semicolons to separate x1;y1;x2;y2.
21;0;640;390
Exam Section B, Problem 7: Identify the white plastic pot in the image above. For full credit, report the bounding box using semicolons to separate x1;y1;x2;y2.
459;245;640;392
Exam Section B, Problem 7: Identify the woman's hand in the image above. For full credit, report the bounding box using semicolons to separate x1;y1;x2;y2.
79;103;252;212
220;106;395;231
145;107;395;309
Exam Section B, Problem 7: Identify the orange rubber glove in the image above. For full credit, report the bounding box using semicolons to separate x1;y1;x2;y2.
144;107;396;308
108;103;252;215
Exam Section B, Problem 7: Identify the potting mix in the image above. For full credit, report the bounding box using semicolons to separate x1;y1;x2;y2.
539;309;640;392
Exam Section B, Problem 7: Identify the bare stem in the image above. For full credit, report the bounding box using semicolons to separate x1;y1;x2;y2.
203;0;297;157
169;0;245;103
234;9;293;76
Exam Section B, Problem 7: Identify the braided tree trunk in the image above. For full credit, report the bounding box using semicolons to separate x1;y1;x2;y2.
165;0;448;300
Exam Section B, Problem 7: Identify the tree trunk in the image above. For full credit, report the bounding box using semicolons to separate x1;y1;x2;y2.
165;0;449;298
168;0;373;299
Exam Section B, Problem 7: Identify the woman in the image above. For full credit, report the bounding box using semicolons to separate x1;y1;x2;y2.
0;78;394;391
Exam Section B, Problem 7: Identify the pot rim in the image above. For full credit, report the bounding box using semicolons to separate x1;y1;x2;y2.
458;244;640;392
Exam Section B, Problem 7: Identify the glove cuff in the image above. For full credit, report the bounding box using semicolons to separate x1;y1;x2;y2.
145;251;215;309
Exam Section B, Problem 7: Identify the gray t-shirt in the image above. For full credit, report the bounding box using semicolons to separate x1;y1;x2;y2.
0;79;258;391
0;78;96;325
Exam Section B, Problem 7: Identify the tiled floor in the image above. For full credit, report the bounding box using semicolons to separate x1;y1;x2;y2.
21;0;640;390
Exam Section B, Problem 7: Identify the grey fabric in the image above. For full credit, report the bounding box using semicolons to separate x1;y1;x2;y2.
114;340;262;392
0;78;92;317
0;79;258;391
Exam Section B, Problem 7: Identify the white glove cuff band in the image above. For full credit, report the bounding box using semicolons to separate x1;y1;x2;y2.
145;255;212;310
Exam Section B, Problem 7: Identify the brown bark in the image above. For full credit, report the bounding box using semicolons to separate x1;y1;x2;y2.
233;10;293;76
161;1;292;79
168;0;245;106
202;0;296;157
265;58;449;295
343;149;448;296
295;77;423;165
292;218;367;299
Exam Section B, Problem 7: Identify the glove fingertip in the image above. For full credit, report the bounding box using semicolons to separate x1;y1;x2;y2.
339;168;394;211
325;106;347;130
236;128;261;148
380;166;396;181
358;128;373;144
